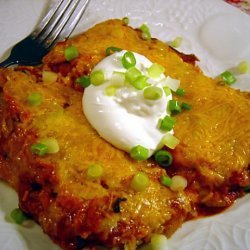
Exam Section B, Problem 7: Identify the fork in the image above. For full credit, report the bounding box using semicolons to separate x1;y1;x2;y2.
0;0;91;68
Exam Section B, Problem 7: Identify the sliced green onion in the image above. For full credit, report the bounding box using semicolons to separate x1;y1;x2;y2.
163;76;180;91
171;37;183;48
163;86;172;97
131;75;150;90
140;24;150;33
175;88;185;96
243;185;250;193
181;102;191;110
130;145;149;161
105;46;122;56
140;24;151;40
31;143;48;156
130;172;149;191
90;70;105;86
110;71;126;86
160;175;172;187
76;76;91;88
237;60;250;74
142;32;151;40
154;150;173;168
122;17;129;25
159;116;175;131
10;208;29;225
122;51;136;69
220;71;236;85
49;107;64;120
42;71;58;83
151;234;168;250
162;133;180;149
105;85;118;96
168;100;182;115
147;63;165;78
143;86;163;100
86;164;103;180
170;175;187;192
64;45;79;61
38;138;59;154
27;92;42;106
125;67;142;83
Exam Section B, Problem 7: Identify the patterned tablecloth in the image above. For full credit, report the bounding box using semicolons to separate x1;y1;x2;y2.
225;0;250;13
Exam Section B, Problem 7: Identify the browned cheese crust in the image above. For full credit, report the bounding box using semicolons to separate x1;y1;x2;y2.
0;19;249;249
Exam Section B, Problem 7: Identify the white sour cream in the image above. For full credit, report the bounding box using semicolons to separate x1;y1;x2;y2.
82;50;176;156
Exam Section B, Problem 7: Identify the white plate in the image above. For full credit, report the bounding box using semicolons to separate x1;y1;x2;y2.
0;0;249;249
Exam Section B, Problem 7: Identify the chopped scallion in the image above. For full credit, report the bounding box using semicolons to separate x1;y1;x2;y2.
30;143;48;156
140;24;150;33
160;175;172;187
10;208;29;225
159;116;175;131
90;70;105;86
122;17;129;25
42;71;58;83
110;71;126;86
125;67;142;83
170;175;188;191
86;164;103;180
171;37;183;48
220;71;236;85
27;92;42;106
76;76;91;88
105;85;117;96
131;75;149;90
140;24;151;40
130;145;149;161
105;46;122;56
151;234;168;250
168;100;182;115
64;45;79;61
181;102;191;110
162;133;180;149
141;32;151;40
175;88;185;96
147;63;165;78
38;138;59;154
143;86;162;100
130;172;149;191
121;51;136;69
163;76;180;91
163;86;171;97
154;150;173;168
237;60;250;74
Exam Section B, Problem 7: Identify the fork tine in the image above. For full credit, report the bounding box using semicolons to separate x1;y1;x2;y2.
55;0;91;40
33;0;72;43
42;0;83;48
37;0;90;50
32;0;65;38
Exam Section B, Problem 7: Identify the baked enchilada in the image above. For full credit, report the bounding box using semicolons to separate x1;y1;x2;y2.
0;19;249;250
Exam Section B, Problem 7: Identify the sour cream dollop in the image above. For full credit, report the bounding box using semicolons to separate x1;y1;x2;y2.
83;50;178;157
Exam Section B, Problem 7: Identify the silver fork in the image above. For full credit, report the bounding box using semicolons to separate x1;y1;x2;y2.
0;0;91;67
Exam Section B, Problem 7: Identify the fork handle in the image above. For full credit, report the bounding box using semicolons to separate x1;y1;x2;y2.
0;36;49;68
0;57;16;68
